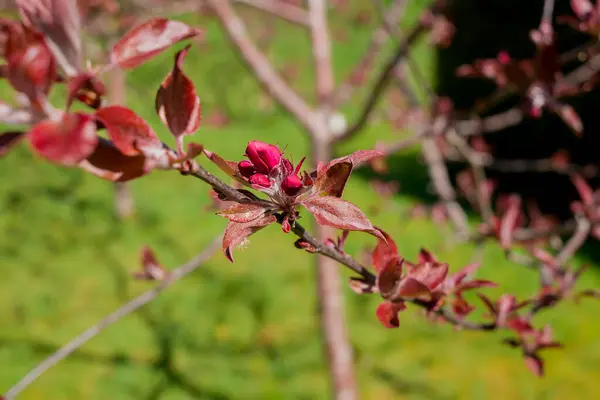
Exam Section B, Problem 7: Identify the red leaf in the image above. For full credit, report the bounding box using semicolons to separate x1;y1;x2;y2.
110;18;201;69
28;112;97;165
499;195;521;249
327;149;383;170
376;258;404;299
311;161;352;198
81;137;147;182
216;203;267;223
396;277;431;299
96;105;160;156
17;0;82;74
302;196;384;239
222;214;276;262
155;44;201;141
135;246;167;281
376;301;406;328
524;354;544;377
67;72;106;109
204;149;242;180
348;277;377;294
371;229;399;274
6;31;56;102
571;173;594;206
0;131;26;158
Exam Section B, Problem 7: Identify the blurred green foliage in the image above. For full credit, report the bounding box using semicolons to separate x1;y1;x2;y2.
1;3;600;399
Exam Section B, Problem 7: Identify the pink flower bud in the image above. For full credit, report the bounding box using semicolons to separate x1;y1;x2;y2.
249;173;272;188
238;160;255;178
245;141;281;173
282;175;303;196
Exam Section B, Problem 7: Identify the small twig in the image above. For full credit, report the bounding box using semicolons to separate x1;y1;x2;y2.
554;216;590;266
4;236;222;400
205;0;316;132
234;0;309;26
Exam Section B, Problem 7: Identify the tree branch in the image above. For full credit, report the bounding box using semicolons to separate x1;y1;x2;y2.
3;236;222;400
234;0;309;26
205;0;316;132
308;0;335;107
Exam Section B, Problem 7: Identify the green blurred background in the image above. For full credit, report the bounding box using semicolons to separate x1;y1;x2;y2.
1;1;600;399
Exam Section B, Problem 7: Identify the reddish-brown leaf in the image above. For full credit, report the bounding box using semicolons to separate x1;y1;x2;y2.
376;258;404;299
371;229;399;274
524;355;544;377
499;195;522;249
216;203;267;223
96;105;160;156
375;301;406;328
204;149;241;179
554;103;583;136
327;149;383;170
28;112;97;165
0;131;26;158
135;246;167;281
6;31;56;102
67;72;106;109
395;277;431;299
17;0;82;74
155;44;201;140
348;277;377;294
110;18;201;69
302;196;384;239
312;161;352;198
81;137;147;182
222;214;276;262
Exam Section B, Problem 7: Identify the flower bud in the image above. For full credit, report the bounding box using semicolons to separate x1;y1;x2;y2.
249;173;272;188
245;141;281;173
238;160;255;178
282;175;303;196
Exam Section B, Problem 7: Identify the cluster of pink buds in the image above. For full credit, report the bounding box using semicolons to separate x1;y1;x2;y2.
238;141;305;196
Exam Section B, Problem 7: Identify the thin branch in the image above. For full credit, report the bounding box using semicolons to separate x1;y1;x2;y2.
555;216;590;266
337;22;427;142
332;0;407;107
3;236;222;400
542;0;555;25
205;0;316;132
234;0;310;26
308;0;335;107
422;131;470;237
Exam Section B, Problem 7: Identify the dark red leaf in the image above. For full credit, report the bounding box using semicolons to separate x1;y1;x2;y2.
312;161;352;198
81;137;147;182
110;18;201;69
17;0;82;74
204;149;243;180
376;301;406;328
155;44;201;142
524;354;544;377
28;112;97;165
396;277;431;299
216;203;267;223
376;258;404;299
499;195;522;249
67;72;106;109
348;277;377;294
222;214;276;262
328;149;384;169
135;245;167;281
0;131;26;158
371;229;399;274
477;293;497;315
302;196;384;239
6;31;56;102
406;249;449;290
96;105;161;156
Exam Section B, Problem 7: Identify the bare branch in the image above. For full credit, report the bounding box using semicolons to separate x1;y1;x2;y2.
308;0;335;106
4;236;222;400
205;0;316;132
235;0;309;26
332;0;407;107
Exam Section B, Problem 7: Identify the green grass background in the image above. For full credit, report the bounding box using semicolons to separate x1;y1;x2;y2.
1;3;600;399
